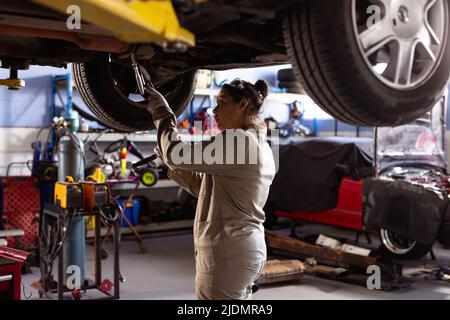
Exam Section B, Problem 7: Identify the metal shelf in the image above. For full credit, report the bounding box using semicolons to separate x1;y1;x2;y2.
86;218;194;238
77;131;317;145
77;132;158;142
77;132;209;143
110;179;179;190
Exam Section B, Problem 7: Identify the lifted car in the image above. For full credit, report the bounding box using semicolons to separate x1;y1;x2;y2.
0;0;449;131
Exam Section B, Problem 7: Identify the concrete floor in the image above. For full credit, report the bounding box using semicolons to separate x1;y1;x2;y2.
22;221;450;300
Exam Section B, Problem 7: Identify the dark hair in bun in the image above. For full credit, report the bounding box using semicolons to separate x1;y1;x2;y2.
254;80;269;99
222;78;270;116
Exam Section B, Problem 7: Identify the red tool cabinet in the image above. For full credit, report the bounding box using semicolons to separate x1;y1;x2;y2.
0;246;30;300
0;257;21;300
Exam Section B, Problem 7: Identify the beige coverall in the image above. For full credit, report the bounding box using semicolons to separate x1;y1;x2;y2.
152;103;275;300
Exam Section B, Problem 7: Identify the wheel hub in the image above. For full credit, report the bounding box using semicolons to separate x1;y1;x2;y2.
380;229;416;255
391;1;423;39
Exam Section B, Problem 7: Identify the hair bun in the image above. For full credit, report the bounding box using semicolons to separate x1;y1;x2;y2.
254;80;269;99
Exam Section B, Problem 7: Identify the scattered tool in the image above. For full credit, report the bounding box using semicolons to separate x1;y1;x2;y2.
420;266;450;282
265;230;409;291
132;154;158;169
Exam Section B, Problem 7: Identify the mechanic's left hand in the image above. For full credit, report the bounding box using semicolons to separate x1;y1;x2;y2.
145;84;170;117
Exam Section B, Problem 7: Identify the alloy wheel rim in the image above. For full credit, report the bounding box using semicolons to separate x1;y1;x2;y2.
380;229;416;254
107;62;183;110
352;0;448;90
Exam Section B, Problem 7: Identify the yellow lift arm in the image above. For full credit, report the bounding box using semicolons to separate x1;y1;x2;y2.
31;0;196;48
0;68;25;90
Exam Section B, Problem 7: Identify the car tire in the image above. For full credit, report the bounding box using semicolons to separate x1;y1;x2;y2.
379;229;432;260
278;68;297;82
73;61;197;132
283;0;450;126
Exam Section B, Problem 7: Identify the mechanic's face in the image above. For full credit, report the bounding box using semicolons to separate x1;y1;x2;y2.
213;89;247;130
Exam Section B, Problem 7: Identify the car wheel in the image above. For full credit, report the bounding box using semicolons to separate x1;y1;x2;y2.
283;0;450;126
380;229;432;260
73;61;197;132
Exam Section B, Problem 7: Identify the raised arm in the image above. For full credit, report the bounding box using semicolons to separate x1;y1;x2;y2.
147;87;259;177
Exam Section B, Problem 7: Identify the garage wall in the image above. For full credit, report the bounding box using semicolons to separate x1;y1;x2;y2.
0;127;47;176
0;65;101;176
0;66;63;176
0;66;67;126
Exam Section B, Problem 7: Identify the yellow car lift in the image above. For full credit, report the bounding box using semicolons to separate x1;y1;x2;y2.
0;69;25;90
31;0;196;48
0;79;25;90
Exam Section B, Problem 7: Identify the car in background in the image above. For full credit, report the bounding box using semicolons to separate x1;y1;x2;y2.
0;0;449;131
266;94;450;260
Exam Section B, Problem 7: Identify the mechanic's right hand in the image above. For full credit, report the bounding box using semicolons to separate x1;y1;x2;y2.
154;146;175;170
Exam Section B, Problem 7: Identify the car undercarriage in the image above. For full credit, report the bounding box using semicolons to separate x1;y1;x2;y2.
0;0;449;131
0;0;289;70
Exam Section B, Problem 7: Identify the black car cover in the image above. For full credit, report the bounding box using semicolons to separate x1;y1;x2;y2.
267;138;373;212
437;205;450;246
363;178;448;245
